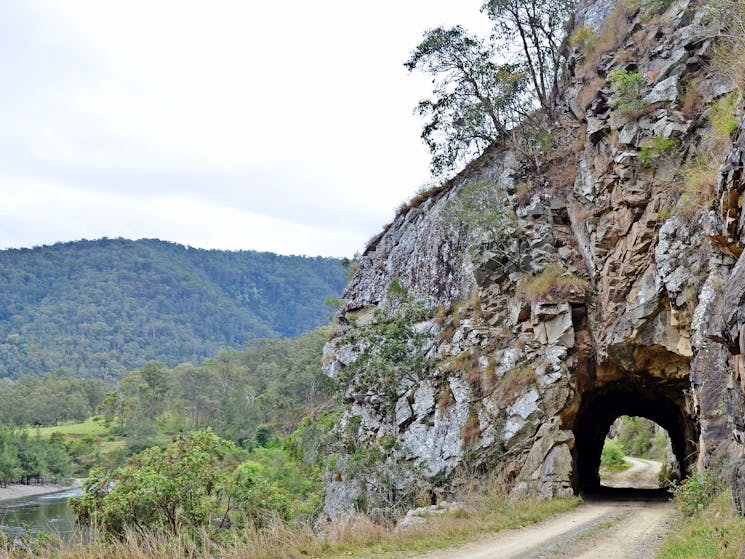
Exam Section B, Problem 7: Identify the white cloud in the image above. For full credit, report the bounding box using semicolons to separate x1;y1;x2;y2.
2;0;493;256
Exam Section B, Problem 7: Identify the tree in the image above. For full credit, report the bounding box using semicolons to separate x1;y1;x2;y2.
405;25;527;176
138;362;171;421
71;430;239;537
174;363;220;428
482;0;576;114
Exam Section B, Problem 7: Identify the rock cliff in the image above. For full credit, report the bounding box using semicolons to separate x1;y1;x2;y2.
322;0;745;518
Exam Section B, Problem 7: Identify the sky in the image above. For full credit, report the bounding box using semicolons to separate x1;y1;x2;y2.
0;1;494;257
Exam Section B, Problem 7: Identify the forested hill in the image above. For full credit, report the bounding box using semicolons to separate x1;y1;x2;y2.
0;238;348;379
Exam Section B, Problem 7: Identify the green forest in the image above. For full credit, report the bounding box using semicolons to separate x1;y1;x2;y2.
0;238;348;379
0;324;348;549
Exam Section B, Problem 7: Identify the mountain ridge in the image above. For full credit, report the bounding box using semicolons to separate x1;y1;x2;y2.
0;237;348;379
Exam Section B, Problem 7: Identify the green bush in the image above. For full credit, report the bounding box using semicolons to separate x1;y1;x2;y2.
672;471;722;516
609;69;646;119
600;440;629;471
638;135;678;166
616;416;660;458
71;430;241;537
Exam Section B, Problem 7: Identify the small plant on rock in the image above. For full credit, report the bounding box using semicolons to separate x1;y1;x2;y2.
609;69;647;119
638;135;678;166
709;89;741;140
516;263;590;302
641;0;674;19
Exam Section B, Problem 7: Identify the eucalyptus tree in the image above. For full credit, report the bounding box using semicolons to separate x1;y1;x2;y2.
405;25;527;176
482;0;577;115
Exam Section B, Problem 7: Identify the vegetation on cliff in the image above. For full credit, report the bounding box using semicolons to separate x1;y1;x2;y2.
406;0;575;176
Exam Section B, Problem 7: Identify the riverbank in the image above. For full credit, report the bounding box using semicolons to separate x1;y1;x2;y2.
0;480;80;504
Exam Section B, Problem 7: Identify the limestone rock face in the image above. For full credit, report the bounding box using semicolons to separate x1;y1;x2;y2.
321;0;745;517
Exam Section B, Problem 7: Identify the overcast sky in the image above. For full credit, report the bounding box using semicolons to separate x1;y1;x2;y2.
1;1;494;257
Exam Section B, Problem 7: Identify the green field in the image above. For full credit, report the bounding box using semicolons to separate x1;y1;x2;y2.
35;417;109;437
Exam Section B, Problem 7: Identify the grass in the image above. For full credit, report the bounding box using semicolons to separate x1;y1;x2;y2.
516;263;590;302
33;417;132;475
576;0;639;78
709;90;741;140
498;365;537;404
658;491;745;559
0;479;580;559
35;417;109;437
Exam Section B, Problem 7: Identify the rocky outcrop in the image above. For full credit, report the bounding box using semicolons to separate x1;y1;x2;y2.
322;0;745;518
708;119;745;510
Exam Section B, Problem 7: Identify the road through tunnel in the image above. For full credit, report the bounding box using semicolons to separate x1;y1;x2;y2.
572;378;698;494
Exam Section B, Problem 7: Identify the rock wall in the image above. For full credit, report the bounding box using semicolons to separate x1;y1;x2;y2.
322;0;745;518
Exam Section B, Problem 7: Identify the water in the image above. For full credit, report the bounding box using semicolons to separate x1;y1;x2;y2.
0;487;83;540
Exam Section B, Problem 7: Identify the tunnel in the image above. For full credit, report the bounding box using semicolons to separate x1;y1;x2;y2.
572;378;699;493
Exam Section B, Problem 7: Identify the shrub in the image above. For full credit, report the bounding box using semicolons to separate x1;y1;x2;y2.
638;135;678;166
600;440;629;472
609;69;647;119
71;430;240;537
672;471;722;516
569;26;596;55
616;416;657;457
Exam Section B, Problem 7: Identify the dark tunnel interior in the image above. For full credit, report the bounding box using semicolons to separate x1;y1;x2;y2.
572;379;698;493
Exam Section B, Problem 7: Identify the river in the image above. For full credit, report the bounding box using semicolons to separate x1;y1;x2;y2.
0;487;83;540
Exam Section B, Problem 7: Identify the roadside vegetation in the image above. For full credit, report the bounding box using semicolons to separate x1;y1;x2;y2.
659;474;745;559
1;468;579;559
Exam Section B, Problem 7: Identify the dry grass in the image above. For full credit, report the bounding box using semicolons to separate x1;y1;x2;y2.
433;305;448;327
516;263;590;302
499;365;538;405
577;0;639;79
575;76;607;112
0;484;580;559
708;0;745;90
681;77;706;121
396;183;448;217
709;90;742;141
673;154;720;221
437;385;454;410
461;409;482;447
514;182;535;206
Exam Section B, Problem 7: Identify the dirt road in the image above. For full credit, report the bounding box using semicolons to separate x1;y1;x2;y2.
413;499;675;559
602;456;663;489
413;458;675;559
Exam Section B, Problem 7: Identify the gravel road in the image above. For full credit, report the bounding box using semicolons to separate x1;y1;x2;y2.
412;457;676;559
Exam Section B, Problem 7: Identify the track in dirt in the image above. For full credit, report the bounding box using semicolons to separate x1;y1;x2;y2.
414;498;676;559
413;457;676;559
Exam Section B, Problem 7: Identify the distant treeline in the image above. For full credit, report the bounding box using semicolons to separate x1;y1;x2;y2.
0;371;105;426
0;238;348;379
1;328;333;452
102;327;333;451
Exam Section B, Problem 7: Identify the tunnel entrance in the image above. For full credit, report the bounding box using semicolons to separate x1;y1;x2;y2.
599;416;677;490
572;379;698;496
